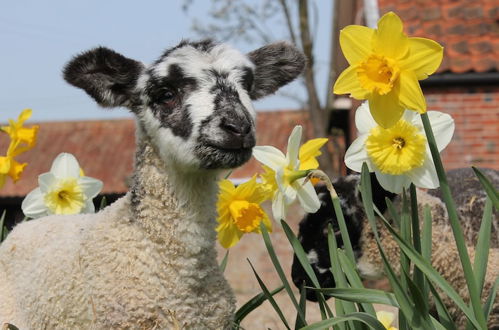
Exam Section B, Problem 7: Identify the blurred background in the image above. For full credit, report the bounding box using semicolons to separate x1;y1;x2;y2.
1;0;498;327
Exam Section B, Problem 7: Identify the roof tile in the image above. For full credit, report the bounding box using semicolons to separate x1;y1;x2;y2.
380;0;499;73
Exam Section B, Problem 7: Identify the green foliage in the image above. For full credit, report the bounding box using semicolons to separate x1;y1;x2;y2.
1;210;8;243
235;130;498;329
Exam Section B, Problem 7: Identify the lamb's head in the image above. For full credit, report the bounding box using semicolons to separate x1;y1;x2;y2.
63;40;305;170
291;173;396;301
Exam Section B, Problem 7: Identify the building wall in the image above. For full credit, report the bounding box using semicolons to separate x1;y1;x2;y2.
425;86;499;170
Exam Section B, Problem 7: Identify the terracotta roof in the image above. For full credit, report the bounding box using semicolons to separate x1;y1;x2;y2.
0;111;310;197
0;119;136;197
379;0;499;73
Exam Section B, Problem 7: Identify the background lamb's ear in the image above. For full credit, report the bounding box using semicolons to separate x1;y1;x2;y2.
247;41;305;100
63;47;144;109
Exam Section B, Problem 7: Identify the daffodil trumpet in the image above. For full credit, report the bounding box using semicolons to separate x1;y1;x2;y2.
345;102;454;194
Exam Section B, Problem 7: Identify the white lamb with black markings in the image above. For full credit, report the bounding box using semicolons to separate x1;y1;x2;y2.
0;39;305;329
292;169;498;328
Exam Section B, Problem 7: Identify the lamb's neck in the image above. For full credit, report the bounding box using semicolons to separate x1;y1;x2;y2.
129;136;220;246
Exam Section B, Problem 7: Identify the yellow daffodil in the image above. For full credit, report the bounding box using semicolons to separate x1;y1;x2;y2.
333;12;443;128
376;311;398;330
1;109;39;155
345;102;454;193
216;176;272;248
253;125;321;221
0;156;27;187
22;153;103;218
0;109;39;188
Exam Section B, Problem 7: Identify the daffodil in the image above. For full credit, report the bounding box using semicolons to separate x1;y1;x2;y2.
0;109;39;188
216;176;272;248
253;125;321;221
0;156;27;187
1;109;39;155
333;12;443;128
259;137;328;199
345;102;454;193
376;311;398;330
22;153;103;218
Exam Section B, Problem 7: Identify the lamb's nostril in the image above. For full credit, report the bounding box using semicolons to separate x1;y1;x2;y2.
221;118;250;137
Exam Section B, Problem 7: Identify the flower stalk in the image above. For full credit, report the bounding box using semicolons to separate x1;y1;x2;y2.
421;113;487;328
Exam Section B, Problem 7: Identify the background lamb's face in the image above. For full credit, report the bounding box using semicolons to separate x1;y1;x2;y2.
63;40;305;170
291;174;396;301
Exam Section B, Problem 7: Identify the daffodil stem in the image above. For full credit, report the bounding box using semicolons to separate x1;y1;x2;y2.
421;113;487;329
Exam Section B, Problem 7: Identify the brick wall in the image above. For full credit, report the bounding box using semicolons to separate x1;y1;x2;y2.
425;86;499;170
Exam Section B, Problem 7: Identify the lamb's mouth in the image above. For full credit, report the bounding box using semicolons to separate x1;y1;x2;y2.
196;144;254;169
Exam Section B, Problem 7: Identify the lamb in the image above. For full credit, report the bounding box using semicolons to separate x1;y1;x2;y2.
291;168;499;328
0;40;306;329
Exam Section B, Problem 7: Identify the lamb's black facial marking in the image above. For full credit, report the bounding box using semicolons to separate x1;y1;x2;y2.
145;64;198;139
241;67;254;92
156;39;216;65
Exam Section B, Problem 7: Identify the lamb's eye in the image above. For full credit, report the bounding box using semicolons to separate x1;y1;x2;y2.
164;89;175;100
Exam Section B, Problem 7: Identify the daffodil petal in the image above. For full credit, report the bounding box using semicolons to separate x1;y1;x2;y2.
398;71;426;114
281;182;297;205
339;25;374;64
18;109;33;123
373;12;409;59
217;223;243;249
0;157;11;174
426;111;455;152
261;213;273;232
299;138;328;170
402;37;443;80
376;311;396;329
219;179;235;195
333;65;370;99
369;92;405;128
7;159;27;182
38;172;56;193
272;192;286;221
253;146;286;172
355;102;378;134
50;153;81;179
21;188;48;219
235;176;257;199
295;179;321;213
374;170;411;194
78;176;104;199
82;200;96;214
408;157;439;189
344;135;370;173
286;125;302;169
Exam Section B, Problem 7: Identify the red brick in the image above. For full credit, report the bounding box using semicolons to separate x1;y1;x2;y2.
464;6;484;19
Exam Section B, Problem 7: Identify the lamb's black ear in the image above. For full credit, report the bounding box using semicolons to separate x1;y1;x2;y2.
370;173;397;214
63;47;144;108
247;42;305;100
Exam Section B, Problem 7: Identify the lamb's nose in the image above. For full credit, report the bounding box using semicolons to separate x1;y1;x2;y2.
221;117;251;137
220;117;255;149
